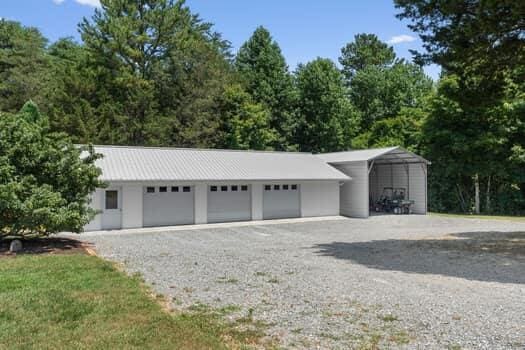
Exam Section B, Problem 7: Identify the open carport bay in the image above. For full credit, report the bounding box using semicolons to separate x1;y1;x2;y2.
82;216;525;349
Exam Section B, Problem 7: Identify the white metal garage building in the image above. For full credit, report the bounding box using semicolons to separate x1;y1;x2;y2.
318;147;430;218
84;145;429;231
84;146;348;231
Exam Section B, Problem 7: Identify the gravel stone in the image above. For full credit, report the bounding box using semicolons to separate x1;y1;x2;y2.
77;215;525;349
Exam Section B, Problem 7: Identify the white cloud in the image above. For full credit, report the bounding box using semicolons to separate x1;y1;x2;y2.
52;0;65;4
75;0;101;7
387;35;416;45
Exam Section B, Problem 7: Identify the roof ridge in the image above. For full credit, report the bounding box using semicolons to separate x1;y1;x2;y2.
318;146;399;156
86;144;313;155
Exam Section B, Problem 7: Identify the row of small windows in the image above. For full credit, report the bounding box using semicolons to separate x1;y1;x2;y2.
264;184;298;191
210;185;249;192
146;186;191;193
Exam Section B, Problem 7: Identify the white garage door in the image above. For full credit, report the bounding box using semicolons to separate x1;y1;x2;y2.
143;185;194;227
207;184;251;223
263;184;300;219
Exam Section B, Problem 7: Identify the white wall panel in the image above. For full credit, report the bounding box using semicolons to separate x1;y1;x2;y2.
409;163;427;214
251;183;263;220
122;185;143;229
84;189;102;231
194;183;207;224
334;161;369;218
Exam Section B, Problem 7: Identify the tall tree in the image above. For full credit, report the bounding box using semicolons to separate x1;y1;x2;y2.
295;58;360;153
235;26;297;150
339;33;396;81
79;0;233;146
217;84;276;150
395;0;525;104
0;20;50;112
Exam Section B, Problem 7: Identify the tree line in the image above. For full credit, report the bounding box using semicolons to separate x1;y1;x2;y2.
1;0;523;216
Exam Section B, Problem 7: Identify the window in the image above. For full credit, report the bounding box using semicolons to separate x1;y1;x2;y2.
171;186;179;192
241;185;248;191
105;190;118;209
221;186;228;192
146;187;155;193
283;184;289;190
231;185;238;191
291;184;297;190
274;185;280;190
264;185;271;191
183;186;191;192
159;186;167;193
210;186;217;192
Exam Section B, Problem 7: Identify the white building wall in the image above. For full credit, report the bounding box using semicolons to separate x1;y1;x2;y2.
251;183;263;220
333;161;369;218
194;183;207;224
300;181;340;217
121;185;143;229
409;163;427;214
84;189;103;231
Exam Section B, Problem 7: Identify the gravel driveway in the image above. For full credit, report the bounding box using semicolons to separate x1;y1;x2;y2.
79;215;525;349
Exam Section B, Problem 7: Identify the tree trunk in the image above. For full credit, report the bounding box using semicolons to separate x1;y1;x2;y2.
456;184;467;213
474;174;480;214
486;176;491;213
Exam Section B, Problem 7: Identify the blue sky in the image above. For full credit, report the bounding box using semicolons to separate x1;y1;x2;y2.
2;0;440;80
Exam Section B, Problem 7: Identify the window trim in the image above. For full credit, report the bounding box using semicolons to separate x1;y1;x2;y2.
183;186;191;193
146;187;155;193
274;185;280;191
283;184;289;190
210;185;217;192
159;186;168;193
105;190;118;210
171;186;179;192
221;185;228;192
241;185;248;191
231;185;238;191
264;185;271;191
291;184;298;190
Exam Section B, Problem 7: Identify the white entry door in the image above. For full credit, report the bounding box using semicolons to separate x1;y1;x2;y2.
102;187;122;230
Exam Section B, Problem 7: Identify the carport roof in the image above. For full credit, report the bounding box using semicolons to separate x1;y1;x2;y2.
317;146;430;165
89;146;350;182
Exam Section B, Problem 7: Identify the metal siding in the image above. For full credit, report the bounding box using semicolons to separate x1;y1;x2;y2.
334;162;369;218
143;186;194;227
409;163;427;214
207;185;252;223
263;185;301;219
91;146;349;182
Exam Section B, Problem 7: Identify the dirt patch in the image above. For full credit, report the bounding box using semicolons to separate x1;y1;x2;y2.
0;237;91;257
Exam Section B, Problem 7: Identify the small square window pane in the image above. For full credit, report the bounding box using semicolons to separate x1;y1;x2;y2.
291;184;297;190
159;186;167;193
264;185;271;191
274;185;280;190
105;190;118;209
283;184;289;190
221;186;228;192
183;186;191;192
171;186;179;192
146;187;155;193
241;185;248;191
210;186;217;192
231;185;238;191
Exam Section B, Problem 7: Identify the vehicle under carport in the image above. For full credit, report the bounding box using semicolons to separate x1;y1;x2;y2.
318;147;430;218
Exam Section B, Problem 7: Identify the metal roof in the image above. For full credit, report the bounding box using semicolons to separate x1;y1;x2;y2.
90;146;350;182
317;146;430;165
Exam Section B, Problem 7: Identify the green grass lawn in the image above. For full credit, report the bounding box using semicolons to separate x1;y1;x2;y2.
0;253;271;350
430;212;525;222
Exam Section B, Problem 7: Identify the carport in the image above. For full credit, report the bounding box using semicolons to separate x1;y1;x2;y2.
319;147;430;218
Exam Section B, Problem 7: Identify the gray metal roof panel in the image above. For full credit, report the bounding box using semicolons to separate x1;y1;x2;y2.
317;147;430;164
90;146;350;182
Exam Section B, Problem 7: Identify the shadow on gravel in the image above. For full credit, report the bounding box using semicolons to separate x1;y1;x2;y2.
313;231;525;284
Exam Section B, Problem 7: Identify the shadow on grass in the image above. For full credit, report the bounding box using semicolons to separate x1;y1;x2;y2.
313;231;525;284
0;237;87;256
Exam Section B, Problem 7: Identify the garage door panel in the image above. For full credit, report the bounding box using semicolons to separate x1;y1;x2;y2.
143;186;194;227
208;185;251;223
263;185;300;219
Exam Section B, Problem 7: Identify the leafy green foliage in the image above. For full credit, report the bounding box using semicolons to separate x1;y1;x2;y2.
217;84;277;150
0;102;103;238
235;26;297;149
295;58;360;153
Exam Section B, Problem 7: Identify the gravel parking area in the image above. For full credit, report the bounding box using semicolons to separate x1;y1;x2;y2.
79;215;525;349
